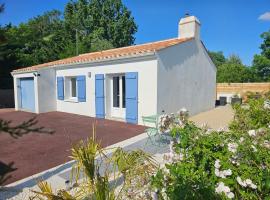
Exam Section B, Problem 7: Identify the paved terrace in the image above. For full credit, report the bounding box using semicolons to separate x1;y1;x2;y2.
0;110;145;186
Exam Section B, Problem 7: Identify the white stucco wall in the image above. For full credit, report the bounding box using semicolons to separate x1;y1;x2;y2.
156;39;216;116
37;68;56;112
55;56;158;125
12;69;56;113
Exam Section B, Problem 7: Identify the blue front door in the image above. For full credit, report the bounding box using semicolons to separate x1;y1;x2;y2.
95;74;105;118
125;72;138;124
20;77;35;112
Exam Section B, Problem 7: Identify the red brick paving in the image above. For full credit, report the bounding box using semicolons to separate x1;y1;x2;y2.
0;110;145;185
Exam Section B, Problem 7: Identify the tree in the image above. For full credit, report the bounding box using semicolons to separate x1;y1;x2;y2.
208;51;226;68
0;10;66;89
0;0;137;89
252;30;270;81
63;0;137;56
260;31;270;59
217;55;255;83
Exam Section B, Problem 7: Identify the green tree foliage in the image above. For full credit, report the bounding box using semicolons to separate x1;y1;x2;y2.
0;10;66;88
210;30;270;83
0;0;137;89
208;51;226;68
252;30;270;81
214;54;256;83
62;0;137;56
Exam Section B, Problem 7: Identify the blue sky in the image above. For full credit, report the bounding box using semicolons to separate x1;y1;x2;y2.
0;0;269;65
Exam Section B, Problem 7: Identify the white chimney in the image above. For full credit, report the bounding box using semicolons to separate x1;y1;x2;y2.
178;14;201;40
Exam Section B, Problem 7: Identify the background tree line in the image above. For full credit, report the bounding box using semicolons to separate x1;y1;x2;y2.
0;0;137;89
0;0;269;90
209;30;270;83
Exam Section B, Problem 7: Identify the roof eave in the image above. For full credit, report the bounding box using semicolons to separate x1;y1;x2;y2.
12;51;156;74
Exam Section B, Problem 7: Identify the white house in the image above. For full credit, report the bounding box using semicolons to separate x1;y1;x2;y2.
12;15;216;125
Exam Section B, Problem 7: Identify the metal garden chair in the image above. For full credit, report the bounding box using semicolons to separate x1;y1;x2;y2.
142;115;159;145
142;115;166;146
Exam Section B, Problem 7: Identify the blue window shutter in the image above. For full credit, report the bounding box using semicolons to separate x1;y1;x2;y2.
77;75;86;102
57;77;64;100
95;74;105;118
125;72;138;124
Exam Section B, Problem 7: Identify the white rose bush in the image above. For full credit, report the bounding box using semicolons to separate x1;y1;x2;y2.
151;97;270;199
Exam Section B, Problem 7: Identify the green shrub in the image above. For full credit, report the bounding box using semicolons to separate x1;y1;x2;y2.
152;98;270;199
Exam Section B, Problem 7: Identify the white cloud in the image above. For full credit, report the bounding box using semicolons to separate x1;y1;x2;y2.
258;12;270;21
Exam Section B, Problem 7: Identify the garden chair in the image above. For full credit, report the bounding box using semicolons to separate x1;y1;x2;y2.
142;115;167;146
142;115;159;145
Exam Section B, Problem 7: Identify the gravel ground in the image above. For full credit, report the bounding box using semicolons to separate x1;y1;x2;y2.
190;105;234;130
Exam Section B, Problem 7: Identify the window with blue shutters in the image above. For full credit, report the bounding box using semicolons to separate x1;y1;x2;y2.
125;72;138;124
77;75;86;102
57;77;64;100
95;74;105;118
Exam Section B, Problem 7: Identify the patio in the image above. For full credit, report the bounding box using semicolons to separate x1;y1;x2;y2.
0;110;145;185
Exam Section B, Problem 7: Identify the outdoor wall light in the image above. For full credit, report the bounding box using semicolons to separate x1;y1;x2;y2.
88;72;91;78
33;73;41;77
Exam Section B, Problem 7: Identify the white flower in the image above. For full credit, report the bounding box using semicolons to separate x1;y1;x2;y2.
248;130;256;137
237;177;247;187
264;100;270;109
223;169;232;176
223;185;230;193
227;192;235;199
251;145;257;152
250;183;257;189
215;182;225;193
228;143;238;153
239;137;244;143
237;177;257;189
245;179;252;185
215;159;221;169
214;162;232;178
215;169;221;177
215;182;234;198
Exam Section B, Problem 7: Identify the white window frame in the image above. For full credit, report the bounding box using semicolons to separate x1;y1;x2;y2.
64;76;78;102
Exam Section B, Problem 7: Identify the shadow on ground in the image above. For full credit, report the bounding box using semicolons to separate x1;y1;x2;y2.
0;134;170;199
0;161;17;186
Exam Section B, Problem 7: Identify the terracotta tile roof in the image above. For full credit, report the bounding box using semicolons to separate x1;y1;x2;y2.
13;37;193;73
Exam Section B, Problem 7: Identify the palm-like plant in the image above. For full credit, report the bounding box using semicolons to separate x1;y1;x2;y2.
32;125;158;200
70;126;101;182
32;181;75;200
111;148;157;181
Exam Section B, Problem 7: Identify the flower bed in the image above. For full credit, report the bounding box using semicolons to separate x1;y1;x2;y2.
152;97;270;199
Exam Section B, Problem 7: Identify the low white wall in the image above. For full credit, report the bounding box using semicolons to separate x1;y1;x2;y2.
56;57;158;125
156;39;216;116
